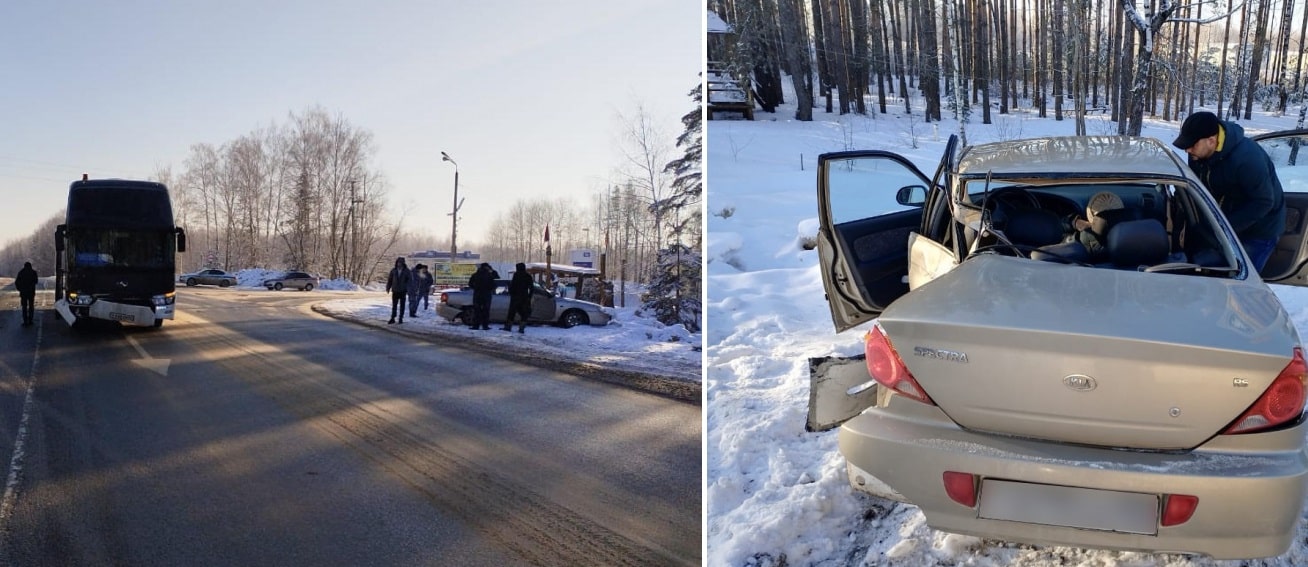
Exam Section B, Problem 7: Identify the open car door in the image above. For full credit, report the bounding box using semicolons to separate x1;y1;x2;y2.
1254;130;1308;285
816;138;956;333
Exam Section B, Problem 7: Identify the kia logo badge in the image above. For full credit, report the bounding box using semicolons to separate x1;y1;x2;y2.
1063;374;1097;392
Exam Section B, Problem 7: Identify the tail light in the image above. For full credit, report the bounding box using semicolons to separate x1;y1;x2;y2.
1161;494;1199;526
942;471;977;507
1223;348;1307;434
864;325;934;405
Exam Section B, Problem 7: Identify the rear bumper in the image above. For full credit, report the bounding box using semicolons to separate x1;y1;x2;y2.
434;304;464;321
839;399;1308;559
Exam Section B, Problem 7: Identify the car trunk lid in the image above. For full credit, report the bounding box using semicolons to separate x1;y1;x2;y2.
880;256;1299;450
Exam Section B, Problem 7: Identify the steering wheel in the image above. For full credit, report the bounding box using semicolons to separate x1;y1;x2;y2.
980;186;1042;227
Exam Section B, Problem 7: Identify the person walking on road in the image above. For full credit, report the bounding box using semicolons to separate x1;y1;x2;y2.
468;263;498;330
15;261;37;326
385;257;411;324
502;262;533;334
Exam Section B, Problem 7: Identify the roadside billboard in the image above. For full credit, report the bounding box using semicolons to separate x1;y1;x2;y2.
425;261;478;288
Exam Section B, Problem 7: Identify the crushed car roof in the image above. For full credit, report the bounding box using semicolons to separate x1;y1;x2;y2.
956;136;1190;180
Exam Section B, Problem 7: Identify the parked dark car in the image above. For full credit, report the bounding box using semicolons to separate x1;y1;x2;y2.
263;271;319;291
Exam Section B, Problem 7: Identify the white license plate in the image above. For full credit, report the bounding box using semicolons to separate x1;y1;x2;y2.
978;479;1158;535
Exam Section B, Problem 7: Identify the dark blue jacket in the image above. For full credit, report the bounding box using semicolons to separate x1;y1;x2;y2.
1188;120;1285;242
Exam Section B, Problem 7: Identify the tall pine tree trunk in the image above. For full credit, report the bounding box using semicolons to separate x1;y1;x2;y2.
1010;0;1021;108
888;0;913;114
850;0;871;114
1053;0;1065;120
812;0;835;113
1296;6;1308;95
915;0;943;120
1243;0;1269;120
1274;0;1294;112
870;0;891;113
779;0;815;120
1188;0;1202;113
1035;0;1046;117
996;0;1009;114
977;0;993;123
1071;0;1087;134
1216;0;1233;119
1228;0;1251;119
1116;16;1133;134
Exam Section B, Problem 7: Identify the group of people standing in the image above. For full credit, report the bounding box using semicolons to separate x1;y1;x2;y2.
466;261;533;333
386;257;534;332
384;257;434;324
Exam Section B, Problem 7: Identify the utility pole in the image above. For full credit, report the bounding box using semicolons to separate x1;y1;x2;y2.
440;151;464;265
348;180;364;283
621;186;631;309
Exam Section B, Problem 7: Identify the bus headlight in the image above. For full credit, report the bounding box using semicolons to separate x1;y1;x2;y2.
68;292;94;306
152;293;175;306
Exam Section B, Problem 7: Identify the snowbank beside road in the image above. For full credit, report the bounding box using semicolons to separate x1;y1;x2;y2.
314;294;703;401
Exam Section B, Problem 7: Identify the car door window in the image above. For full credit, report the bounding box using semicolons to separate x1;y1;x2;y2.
1254;131;1308;193
826;155;930;224
1253;130;1308;284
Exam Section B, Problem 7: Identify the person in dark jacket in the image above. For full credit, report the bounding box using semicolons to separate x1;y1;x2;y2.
1173;111;1286;272
502;262;533;333
468;263;498;330
385;257;411;324
415;265;434;311
15;261;38;326
407;264;426;318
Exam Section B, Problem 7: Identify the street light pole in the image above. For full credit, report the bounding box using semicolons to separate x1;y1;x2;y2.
440;151;463;263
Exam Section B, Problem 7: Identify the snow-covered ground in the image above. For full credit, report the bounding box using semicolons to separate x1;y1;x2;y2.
224;268;702;386
706;100;1308;566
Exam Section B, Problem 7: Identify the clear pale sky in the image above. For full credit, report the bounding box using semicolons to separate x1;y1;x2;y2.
0;1;703;247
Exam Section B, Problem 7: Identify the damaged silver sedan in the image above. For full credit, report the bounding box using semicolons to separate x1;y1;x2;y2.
810;133;1308;559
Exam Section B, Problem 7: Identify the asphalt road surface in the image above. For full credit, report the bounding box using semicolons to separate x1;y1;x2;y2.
0;286;701;566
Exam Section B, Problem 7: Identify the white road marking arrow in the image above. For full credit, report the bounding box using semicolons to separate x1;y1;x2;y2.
126;335;171;376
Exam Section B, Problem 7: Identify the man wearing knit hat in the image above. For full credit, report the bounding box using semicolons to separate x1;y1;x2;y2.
1173;110;1286;272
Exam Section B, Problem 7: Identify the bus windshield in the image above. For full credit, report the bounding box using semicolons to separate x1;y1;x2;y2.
67;228;175;270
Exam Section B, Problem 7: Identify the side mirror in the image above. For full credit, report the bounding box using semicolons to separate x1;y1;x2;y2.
55;224;66;252
176;228;187;252
895;185;929;206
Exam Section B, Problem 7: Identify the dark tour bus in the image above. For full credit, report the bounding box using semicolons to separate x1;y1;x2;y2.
53;175;187;328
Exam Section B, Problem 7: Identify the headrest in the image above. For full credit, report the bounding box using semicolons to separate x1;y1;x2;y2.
1004;209;1065;247
1106;219;1169;267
